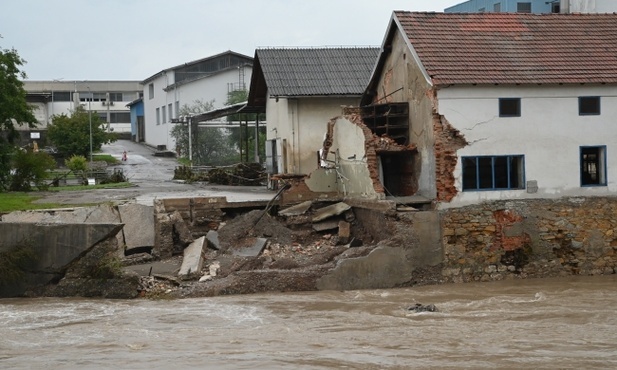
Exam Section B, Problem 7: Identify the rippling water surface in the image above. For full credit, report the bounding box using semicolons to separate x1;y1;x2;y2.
2;275;616;369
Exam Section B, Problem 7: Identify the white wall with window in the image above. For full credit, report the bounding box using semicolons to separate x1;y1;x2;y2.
437;84;617;207
141;62;252;152
24;80;141;133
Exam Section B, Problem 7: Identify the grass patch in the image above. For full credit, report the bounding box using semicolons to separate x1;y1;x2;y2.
51;182;133;191
0;182;134;213
0;193;62;213
92;154;120;165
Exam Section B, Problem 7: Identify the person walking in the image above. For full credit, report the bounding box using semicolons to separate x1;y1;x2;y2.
122;151;127;161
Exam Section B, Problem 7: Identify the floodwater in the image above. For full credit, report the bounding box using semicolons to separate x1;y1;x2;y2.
2;275;616;369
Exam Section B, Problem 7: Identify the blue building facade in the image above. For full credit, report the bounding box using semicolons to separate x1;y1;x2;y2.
126;98;144;142
445;0;561;13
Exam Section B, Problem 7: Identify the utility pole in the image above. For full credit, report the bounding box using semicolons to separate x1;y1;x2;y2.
87;86;93;165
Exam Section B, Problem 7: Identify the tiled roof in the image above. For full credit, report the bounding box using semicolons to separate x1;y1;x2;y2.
394;12;617;85
255;47;379;96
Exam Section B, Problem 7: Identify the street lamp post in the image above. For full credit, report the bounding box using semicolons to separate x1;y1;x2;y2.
87;86;93;165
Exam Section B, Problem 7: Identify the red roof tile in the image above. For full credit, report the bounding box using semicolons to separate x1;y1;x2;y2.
394;12;617;85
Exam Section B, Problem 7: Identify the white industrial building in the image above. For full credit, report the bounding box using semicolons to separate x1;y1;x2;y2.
141;51;253;152
23;80;141;136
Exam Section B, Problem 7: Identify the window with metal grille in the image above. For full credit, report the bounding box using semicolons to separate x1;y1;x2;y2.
517;2;532;13
462;155;525;191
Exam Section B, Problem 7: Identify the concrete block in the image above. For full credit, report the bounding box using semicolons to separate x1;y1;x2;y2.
312;202;351;223
178;236;206;279
206;230;220;250
0;222;123;297
192;197;228;210
170;210;192;246
118;204;155;252
232;238;268;257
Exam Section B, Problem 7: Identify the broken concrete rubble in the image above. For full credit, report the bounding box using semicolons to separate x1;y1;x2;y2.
338;221;351;245
205;230;220;250
178;236;205;280
232;238;268;257
118;204;154;253
312;202;352;222
312;219;340;232
1;193;447;299
279;200;313;216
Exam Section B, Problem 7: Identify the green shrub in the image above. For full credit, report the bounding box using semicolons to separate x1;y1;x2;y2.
9;150;57;191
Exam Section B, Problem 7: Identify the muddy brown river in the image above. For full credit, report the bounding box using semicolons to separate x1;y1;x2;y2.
2;275;616;369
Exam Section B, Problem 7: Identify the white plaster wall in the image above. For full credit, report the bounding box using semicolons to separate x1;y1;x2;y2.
265;96;359;175
303;116;379;198
332;117;379;198
143;74;172;149
564;0;617;12
143;67;253;151
437;84;617;208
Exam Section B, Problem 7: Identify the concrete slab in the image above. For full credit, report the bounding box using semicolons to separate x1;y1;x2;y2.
312;202;351;223
118;204;155;251
279;201;313;216
232;238;267;257
312;219;340;232
178;236;206;279
316;246;413;291
123;259;183;277
206;230;220;250
0;222;123;297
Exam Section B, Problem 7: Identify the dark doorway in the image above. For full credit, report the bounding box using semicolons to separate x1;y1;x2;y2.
379;152;415;196
137;116;145;142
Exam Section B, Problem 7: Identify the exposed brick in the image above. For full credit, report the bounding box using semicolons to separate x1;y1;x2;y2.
433;114;467;202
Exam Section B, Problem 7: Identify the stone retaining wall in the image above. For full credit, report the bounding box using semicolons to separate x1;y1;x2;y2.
441;197;617;283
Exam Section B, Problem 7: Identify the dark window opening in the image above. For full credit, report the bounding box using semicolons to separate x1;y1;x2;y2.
52;91;71;101
579;96;601;116
361;103;409;145
551;3;560;13
462;155;525;191
517;2;532;13
379;152;416;197
499;98;521;117
581;146;606;186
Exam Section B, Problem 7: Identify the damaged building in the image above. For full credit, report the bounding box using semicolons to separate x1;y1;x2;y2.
362;11;617;208
249;12;617;209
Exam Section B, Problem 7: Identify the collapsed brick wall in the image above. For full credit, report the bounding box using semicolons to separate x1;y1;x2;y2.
441;197;617;283
342;107;417;196
433;114;467;202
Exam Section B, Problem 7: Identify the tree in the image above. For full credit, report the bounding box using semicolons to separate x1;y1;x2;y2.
0;43;38;191
170;99;237;166
47;106;117;158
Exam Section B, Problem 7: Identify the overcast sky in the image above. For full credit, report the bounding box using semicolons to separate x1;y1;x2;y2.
1;0;459;82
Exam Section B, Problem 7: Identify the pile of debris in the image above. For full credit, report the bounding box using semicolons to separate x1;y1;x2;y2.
136;200;380;298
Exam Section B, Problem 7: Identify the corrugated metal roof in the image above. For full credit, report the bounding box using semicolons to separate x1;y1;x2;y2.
256;47;380;96
394;12;617;85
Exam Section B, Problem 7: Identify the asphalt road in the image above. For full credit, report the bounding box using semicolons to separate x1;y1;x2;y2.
35;140;275;206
